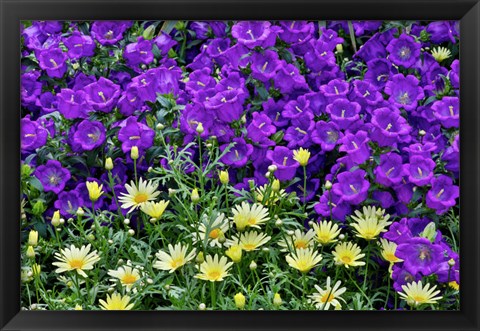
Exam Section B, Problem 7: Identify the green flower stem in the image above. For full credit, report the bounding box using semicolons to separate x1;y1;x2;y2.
303;166;307;213
363;242;371;292
384;273;391;310
322;268;340;310
107;170;124;220
347;270;372;308
210;281;216;309
133;159;138;186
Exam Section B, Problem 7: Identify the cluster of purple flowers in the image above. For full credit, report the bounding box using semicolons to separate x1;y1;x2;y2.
20;20;460;290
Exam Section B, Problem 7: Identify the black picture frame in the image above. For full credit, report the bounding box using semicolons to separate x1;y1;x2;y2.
1;0;479;330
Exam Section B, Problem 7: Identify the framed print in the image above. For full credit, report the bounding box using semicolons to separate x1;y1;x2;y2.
1;0;480;330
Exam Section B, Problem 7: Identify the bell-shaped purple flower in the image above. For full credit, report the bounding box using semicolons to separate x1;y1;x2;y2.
402;142;437;159
64;31;95;59
426;175;459;215
405;155;435;186
250;50;281;83
34;160;71;194
338;131;371;165
54;190;84;217
231;21;282;49
205;89;246;123
314;190;352;222
396;237;444;275
21;71;43;106
364;58;396;90
38;48;67;78
117;116;155;154
284;112;314;149
370;107;411;147
91;21;131;45
220;137;253;168
21;116;48;151
326;99;361;130
279;21;314;44
72;120;106;151
311;121;342;152
442;134;459;175
319;79;349;101
57;89;91;119
332;169;370;205
373;152;405;187
386;33;421;68
84;77;121;113
123;37;154;67
431;96;459;129
266;146;299;181
246;112;276;144
282;96;311;120
385;74;424;111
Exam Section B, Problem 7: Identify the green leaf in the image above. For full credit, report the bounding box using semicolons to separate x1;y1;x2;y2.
29;177;44;192
160;21;178;35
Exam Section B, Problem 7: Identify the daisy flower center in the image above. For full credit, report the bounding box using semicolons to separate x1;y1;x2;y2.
295;241;308;249
208;271;221;280
209;228;220;239
134;193;149;204
69;259;85;269
341;255;352;264
122;274;138;284
243;244;256;251
170;258;184;269
321;292;335;303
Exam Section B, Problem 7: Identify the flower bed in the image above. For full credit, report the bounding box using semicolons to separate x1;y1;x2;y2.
20;20;460;311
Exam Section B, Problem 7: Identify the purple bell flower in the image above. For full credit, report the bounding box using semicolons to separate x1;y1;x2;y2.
34;160;71;195
431;96;459;129
426;175;459;215
84;77;121;113
220;137;253;168
64;31;95;59
205;89;246;123
91;21;131;45
396;237;444;275
72;120;106;151
123;37;154;67
231;21;282;49
54;190;84;217
405;155;435;186
326;99;361;130
385;74;424;111
21;116;48;151
117;116;155;154
338;131;371;165
21;71;43;106
284;112;314;149
38;48;67;78
370;107;411;147
246;112;276;144
57;89;91;119
374;152;405;187
386;33;421;68
332;169;370;205
266;146;299;181
250;50;282;83
311;121;342;152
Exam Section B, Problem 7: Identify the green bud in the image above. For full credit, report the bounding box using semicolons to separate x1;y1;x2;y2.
271;131;285;144
143;25;156;40
31;200;46;216
420;222;437;242
21;164;33;177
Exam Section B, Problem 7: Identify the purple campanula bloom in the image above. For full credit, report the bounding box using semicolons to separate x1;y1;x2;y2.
314;190;352;222
284;113;314;149
371;107;411;147
38;48;67;78
282;96;311;120
185;68;216;94
402;142;437;159
405;155;435;186
338;131;371;165
354;32;387;62
64;31;95;59
320;79;349;101
391;264;422;292
449;59;460;90
326;99;361;130
70;72;97;91
266;146;299;181
35;91;57;114
21;71;43;106
262;99;289;128
247;112;276;144
117;116;155;154
123;37;154;67
396;237;444;275
54;190;84;217
426;175;459;215
442;134;460;175
332;169;370;205
273;62;308;94
57;89;91;119
311;121;342;152
319;27;344;50
288;178;320;203
220;137;253;168
204;89;246;123
250;50;281;83
117;85;143;116
386;33;421;68
351;80;383;107
153;32;178;56
91;21;131;45
385;74;424;111
21;116;48;151
426;21;456;44
231;21;281;49
431;96;459;129
374;152;405;187
72;120;106;151
423;125;447;153
179;104;214;139
304;91;327;116
372;190;395;209
278;21;314;44
364;58;396;90
34;160;71;194
84;77;121;113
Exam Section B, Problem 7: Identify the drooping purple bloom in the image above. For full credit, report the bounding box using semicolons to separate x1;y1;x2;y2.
402;142;437;159
72;120;106;151
220;137;253;168
282;96;311;120
154;32;178;56
386;34;421;68
364;58;396;90
374;152;405;187
370;107;412;147
332;169;370;205
426;175;459;214
405;155;436;186
35;91;57;114
266;146;299;181
278;21;314;44
117;116;155;154
84;77;121;113
34;160;71;194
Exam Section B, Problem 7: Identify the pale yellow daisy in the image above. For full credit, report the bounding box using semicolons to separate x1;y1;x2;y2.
332;242;365;269
99;293;134;310
52;244;100;277
118;178;160;213
278;228;316;251
398;281;442;307
194;212;230;248
153;243;196;273
255;184;287;205
107;265;141;291
350;206;392;240
312;220;341;245
140;200;169;221
195;254;233;282
431;46;452;62
227;231;271;251
309;277;347;310
231;201;270;231
286;247;323;273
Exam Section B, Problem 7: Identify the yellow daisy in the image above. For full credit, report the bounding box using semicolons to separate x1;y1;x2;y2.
278;228;315;251
153;243;196;273
107;265;141;291
195;212;230;248
255;184;287;205
228;230;271;251
85;181;104;202
332;242;365;269
350;206;392;240
293;147;311;166
140;200;169;221
52;244;100;277
286;247;323;273
195;254;233;282
398;281;442;307
312;220;341;245
99;293;134;310
379;238;403;264
309;277;347;310
118;178;160;214
431;46;452;62
231;201;270;231
225;244;243;263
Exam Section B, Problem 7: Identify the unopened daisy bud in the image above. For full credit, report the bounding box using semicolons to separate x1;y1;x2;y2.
265;171;271;178
168;188;177;196
336;43;344;53
142;24;156;40
268;165;277;172
273;293;282;306
28;230;38;246
59;218;65;225
108;239;114;244
241;115;247;124
74;304;83;310
123;218;130;225
51;210;61;227
66;281;73;288
219;170;229;185
419;130;426;136
118;259;124;265
262;247;269;252
308;221;314;227
147;166;153;173
206;143;212;148
234;293;246;309
191;188;200;203
339;234;345;240
195;251;205;264
141;64;147;70
217;231;226;244
272;179;280;193
147;278;154;284
196;122;204;134
325;180;332;190
248;180;256;190
26;246;35;259
72;62;80;70
275;219;283;227
168;159;174;165
128;229;135;236
156;123;165;130
87;234;95;241
27;270;34;278
225;245;243;263
32;263;41;276
448;259;456;267
249;261;257;271
56;228;62;232
105;157;113;171
76;207;84;217
286;230;295;236
164;284;170;290
130;146;139;160
198;303;207;310
67;218;73;223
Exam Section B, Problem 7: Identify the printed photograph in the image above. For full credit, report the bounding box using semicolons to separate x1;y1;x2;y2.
20;20;460;311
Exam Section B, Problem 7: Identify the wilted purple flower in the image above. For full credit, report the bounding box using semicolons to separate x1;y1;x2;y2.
338;131;371;165
84;77;121;113
374;152;405;187
72;120;106;151
21;116;48;151
124;37;154;66
117;116;155;154
231;21;281;49
326;99;361;130
54;190;84;217
332;169;370;205
91;21;131;45
396;237;444;275
64;31;95;59
311;121;342;152
385;74;424;111
386;34;421;68
220;137;253;168
57;89;90;119
38;48;67;78
431;96;459;128
370;107;411;147
34;160;71;194
405;155;436;186
266;146;299;181
426;175;459;214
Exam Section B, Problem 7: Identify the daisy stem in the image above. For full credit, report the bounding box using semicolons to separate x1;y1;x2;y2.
236;263;243;288
303;166;307;213
133;159;138;186
210;281;216;309
107;170;125;220
384;274;391;310
302;273;307;307
363;242;371;292
197;135;205;200
347;270;372;308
